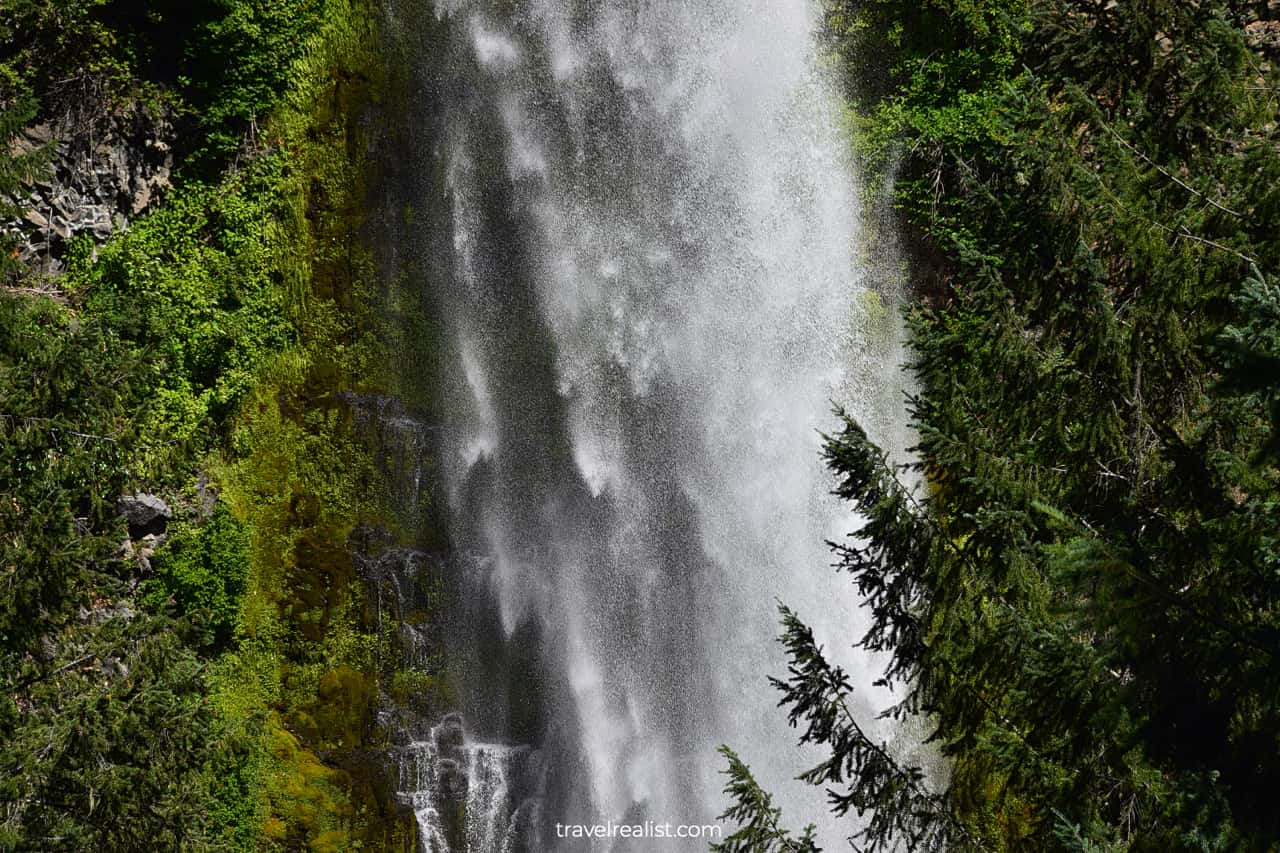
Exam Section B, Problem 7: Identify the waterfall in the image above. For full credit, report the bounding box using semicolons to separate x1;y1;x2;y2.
400;715;540;853
399;0;913;849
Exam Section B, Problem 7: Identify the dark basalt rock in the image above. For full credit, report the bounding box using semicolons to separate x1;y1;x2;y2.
434;712;466;760
434;757;469;801
1;104;177;276
117;492;172;536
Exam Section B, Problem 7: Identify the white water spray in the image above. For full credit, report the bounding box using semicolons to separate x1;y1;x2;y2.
411;1;914;849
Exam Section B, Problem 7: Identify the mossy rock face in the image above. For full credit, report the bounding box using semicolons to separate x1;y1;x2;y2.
200;0;445;847
0;0;437;849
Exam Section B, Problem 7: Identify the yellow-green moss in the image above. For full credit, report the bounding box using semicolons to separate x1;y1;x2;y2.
198;0;430;848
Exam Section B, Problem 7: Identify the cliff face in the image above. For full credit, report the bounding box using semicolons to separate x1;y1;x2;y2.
3;106;175;276
0;2;447;849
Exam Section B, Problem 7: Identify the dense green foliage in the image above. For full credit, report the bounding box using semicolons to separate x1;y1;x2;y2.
0;0;327;166
144;504;251;648
1;0;429;849
0;275;232;848
722;1;1280;851
72;166;295;476
0;299;133;649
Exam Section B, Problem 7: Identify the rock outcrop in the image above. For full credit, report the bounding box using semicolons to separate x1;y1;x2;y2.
3;106;176;276
117;492;173;542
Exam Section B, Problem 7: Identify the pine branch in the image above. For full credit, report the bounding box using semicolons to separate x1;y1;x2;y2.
821;408;1280;848
714;747;822;853
1152;222;1257;265
819;411;1136;826
1095;116;1244;219
770;605;982;853
833;407;1280;670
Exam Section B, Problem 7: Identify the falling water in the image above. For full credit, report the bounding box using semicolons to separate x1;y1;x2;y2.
399;0;913;849
400;715;541;852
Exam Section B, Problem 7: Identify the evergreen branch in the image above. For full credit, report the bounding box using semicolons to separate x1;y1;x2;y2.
823;408;1280;846
769;604;982;852
845;407;1280;665
714;747;822;853
1043;488;1280;662
0;413;179;450
1094;113;1244;219
1043;88;1254;266
823;410;1122;693
9;654;97;692
1152;222;1257;265
821;412;1138;820
828;530;1064;769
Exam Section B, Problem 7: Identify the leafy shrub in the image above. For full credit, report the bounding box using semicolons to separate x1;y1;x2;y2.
145;503;250;649
72;162;293;477
180;0;328;160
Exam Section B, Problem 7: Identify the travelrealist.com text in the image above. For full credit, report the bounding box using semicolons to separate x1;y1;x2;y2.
554;821;723;840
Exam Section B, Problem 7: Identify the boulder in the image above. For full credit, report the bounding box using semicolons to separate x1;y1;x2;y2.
35;635;58;663
100;657;131;679
434;758;469;801
434;713;466;760
117;492;172;532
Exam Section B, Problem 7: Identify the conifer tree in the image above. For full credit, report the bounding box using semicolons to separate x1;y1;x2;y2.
722;0;1280;848
0;77;50;274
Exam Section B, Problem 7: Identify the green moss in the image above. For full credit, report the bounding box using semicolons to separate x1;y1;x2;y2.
3;0;436;846
192;1;437;847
